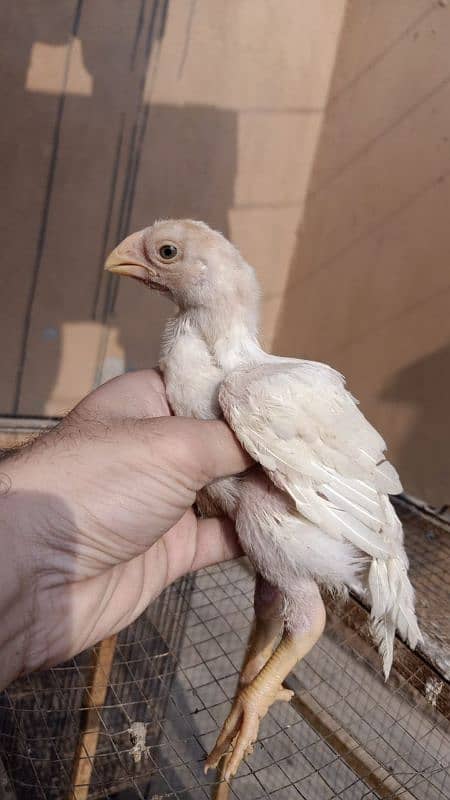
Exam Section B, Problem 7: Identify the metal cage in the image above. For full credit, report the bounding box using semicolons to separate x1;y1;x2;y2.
0;502;448;800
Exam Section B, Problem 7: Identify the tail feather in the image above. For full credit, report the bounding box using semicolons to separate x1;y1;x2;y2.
371;613;395;679
368;556;422;679
389;558;422;649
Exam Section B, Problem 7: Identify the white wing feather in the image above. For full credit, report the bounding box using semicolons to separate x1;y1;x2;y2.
219;359;421;677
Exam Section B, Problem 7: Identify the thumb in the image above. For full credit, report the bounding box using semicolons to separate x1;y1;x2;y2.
141;416;253;487
188;419;254;483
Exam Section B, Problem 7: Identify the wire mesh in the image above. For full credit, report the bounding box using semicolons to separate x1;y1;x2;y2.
0;529;448;799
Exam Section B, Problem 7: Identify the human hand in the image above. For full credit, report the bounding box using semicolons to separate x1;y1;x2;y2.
0;370;250;686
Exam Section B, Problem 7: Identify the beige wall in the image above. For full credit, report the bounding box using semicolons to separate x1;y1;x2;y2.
274;0;450;506
1;0;345;417
2;1;448;505
96;0;347;397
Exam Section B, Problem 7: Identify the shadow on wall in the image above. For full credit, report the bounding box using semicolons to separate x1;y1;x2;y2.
380;345;450;508
272;0;450;506
0;0;237;416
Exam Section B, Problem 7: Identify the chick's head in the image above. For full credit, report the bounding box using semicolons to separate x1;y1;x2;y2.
105;219;259;312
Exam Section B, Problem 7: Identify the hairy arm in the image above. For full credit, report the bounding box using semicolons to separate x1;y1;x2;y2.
0;370;250;690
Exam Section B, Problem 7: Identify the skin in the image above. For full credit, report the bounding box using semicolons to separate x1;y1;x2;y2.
0;368;251;691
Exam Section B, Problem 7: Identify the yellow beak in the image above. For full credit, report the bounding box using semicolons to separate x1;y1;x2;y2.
104;247;155;282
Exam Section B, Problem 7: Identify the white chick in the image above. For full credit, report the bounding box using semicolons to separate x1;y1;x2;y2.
106;219;421;780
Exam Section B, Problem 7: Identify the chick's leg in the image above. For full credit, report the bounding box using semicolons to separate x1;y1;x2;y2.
214;574;284;789
240;573;283;687
205;578;326;781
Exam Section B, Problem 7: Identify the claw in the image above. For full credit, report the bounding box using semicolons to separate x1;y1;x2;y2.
204;703;243;773
205;682;293;779
223;708;259;780
277;687;294;702
206;595;326;784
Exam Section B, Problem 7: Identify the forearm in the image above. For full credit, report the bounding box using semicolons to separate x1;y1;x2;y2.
0;455;37;689
0;439;89;688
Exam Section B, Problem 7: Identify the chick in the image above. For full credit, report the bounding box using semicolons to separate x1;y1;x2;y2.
105;220;421;780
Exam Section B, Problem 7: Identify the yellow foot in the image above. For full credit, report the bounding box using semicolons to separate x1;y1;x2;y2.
204;684;293;781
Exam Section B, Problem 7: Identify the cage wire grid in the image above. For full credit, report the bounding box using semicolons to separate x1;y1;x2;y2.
0;517;449;800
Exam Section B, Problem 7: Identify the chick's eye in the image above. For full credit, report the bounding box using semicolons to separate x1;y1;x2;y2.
159;244;178;260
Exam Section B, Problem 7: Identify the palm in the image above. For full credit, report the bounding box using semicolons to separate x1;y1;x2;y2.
21;370;241;668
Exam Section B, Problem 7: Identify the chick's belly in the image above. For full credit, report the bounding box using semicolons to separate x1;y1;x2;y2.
196;476;241;519
235;470;361;593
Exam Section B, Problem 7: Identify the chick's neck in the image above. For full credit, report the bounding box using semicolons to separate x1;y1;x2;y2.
178;300;265;372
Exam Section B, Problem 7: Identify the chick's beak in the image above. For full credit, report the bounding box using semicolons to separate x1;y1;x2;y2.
104;231;156;282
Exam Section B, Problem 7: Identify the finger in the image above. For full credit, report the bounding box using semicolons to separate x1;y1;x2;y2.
73;369;170;420
160;516;242;586
189;517;243;572
146;417;253;485
54;518;242;664
193;420;253;482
